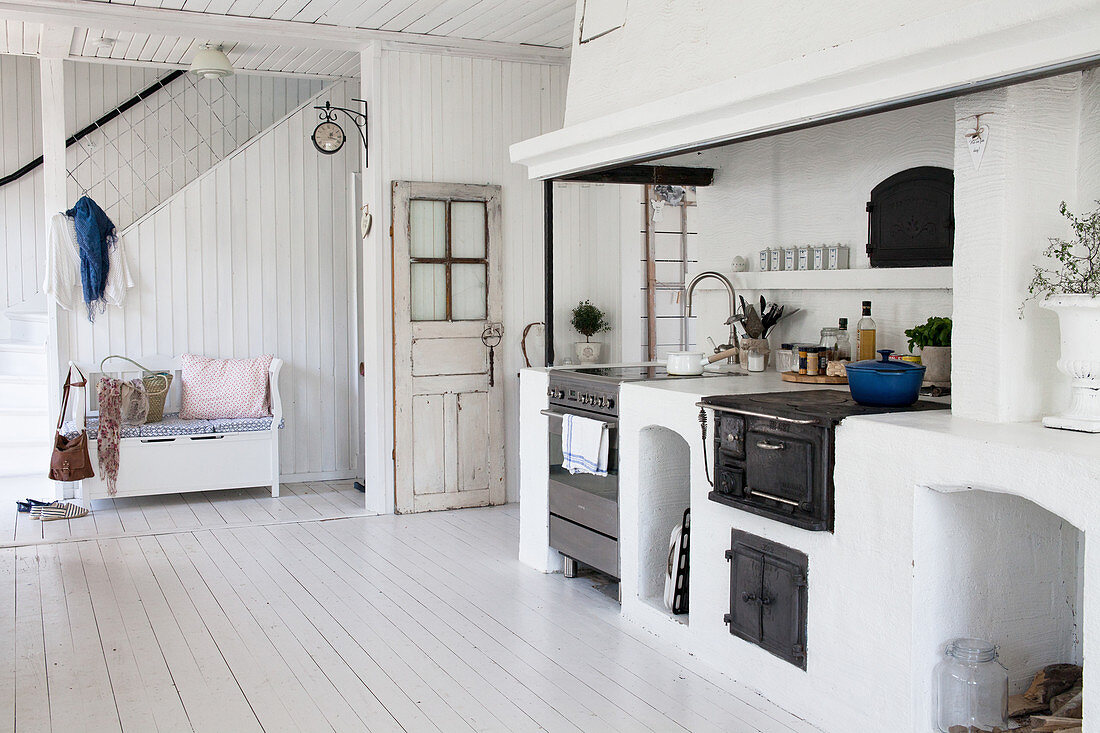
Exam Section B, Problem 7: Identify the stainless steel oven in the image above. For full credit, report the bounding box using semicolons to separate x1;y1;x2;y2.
544;370;624;579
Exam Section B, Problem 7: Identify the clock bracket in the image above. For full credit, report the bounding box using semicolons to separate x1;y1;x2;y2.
314;99;369;165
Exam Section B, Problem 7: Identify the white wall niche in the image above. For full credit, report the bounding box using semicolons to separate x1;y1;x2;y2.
636;425;691;622
913;484;1083;713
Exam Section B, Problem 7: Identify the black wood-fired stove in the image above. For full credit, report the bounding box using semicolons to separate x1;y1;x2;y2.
699;390;948;532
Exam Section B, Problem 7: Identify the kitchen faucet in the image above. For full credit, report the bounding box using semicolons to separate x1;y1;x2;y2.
685;271;738;350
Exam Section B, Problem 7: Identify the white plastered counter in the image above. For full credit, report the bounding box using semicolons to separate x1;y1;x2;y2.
520;364;1100;732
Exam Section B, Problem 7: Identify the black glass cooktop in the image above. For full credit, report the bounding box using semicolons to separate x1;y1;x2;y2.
701;389;949;423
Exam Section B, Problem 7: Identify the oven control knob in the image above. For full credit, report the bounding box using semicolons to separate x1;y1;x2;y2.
555;390;565;398
580;395;588;404
598;397;607;408
606;398;615;410
547;387;553;397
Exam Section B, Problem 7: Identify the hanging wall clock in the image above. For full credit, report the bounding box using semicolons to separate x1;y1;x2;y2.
312;120;345;154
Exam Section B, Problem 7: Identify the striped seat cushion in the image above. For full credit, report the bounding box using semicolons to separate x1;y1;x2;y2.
62;412;285;439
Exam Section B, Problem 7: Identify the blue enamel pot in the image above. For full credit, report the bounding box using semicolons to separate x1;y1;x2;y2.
845;349;926;406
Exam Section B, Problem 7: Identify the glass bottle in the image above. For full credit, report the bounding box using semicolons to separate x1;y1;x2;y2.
856;301;877;361
835;318;852;361
932;638;1009;733
819;328;838;361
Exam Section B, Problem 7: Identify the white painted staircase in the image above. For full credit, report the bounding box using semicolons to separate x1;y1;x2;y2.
0;307;53;502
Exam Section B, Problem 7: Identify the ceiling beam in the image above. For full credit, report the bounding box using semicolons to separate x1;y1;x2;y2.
37;22;74;58
0;0;571;63
560;165;715;186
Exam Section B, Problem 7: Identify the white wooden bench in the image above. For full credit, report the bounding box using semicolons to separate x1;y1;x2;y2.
65;356;284;500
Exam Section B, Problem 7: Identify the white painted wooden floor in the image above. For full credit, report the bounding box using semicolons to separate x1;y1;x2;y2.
0;480;367;546
1;499;819;733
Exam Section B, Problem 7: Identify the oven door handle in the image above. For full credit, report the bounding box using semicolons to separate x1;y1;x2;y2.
695;402;818;425
540;409;616;427
746;488;801;507
755;440;785;451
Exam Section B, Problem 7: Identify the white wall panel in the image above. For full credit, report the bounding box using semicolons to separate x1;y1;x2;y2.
64;62;324;230
0;57;322;309
678;100;957;358
63;81;360;480
0;54;44;309
375;50;575;501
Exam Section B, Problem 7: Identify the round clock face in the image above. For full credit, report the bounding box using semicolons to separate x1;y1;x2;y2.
313;121;345;154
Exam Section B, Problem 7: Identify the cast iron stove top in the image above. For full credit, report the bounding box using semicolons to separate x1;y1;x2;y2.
701;389;949;425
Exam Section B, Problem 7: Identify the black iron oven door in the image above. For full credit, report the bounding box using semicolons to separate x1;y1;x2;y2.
744;429;815;512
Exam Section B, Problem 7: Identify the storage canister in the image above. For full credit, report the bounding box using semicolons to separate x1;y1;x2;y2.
775;343;795;373
932;638;1008;733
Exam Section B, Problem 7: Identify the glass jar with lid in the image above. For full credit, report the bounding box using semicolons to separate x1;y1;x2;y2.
819;327;839;361
932;638;1009;733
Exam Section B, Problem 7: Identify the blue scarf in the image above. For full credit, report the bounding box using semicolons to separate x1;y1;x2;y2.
65;196;117;321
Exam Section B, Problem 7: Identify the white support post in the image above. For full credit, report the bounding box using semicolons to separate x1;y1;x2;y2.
951;74;1083;423
39;56;70;499
359;43;395;515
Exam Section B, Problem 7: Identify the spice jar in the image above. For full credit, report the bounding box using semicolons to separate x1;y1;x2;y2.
817;347;828;374
932;639;1008;733
806;347;820;376
797;346;809;375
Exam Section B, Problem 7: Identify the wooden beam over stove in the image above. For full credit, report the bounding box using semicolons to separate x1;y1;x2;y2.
560;164;715;186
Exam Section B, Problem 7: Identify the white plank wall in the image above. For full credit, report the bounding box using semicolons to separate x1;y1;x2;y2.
63;81;361;481
0;57;323;309
0;54;45;309
375;50;575;502
551;181;628;365
64;62;325;230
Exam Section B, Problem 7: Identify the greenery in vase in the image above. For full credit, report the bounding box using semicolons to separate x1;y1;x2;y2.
1023;201;1100;310
570;300;611;342
904;316;952;352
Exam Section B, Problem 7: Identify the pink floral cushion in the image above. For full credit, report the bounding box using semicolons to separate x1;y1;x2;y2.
178;353;273;420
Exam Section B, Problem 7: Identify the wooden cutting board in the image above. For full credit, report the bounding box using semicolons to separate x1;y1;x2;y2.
780;371;848;384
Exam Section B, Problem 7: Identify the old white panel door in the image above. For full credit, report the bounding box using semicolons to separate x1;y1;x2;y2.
392;181;505;513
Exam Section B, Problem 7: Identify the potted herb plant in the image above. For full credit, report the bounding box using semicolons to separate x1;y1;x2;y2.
904;316;952;387
570;300;611;364
1023;201;1100;432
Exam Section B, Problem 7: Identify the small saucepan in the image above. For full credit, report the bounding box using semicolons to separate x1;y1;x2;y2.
845;349;926;406
666;347;740;376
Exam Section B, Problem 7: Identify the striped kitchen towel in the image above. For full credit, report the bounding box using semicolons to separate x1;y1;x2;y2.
561;413;609;477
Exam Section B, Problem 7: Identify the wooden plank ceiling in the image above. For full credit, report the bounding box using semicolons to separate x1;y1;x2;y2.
0;0;575;79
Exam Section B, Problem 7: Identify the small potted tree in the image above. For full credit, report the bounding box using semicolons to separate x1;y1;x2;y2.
904;316;952;389
570;300;611;364
1023;201;1100;432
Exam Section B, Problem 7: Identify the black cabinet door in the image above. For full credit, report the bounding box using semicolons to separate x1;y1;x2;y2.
760;556;808;670
726;531;808;670
724;547;763;644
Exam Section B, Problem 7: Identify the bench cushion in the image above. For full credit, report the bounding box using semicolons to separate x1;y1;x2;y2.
63;412;283;440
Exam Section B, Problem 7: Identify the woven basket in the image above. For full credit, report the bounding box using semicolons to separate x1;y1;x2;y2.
99;355;173;423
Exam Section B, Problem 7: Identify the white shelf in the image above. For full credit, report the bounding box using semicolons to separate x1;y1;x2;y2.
728;266;952;291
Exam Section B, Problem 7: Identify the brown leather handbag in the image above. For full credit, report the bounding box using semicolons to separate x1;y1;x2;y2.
48;366;95;482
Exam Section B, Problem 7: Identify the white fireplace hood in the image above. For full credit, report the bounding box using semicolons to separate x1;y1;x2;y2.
509;0;1100;180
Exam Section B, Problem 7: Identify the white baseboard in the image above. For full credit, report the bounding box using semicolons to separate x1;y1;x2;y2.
280;470;360;483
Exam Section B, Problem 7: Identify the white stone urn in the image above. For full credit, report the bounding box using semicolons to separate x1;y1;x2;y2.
1041;294;1100;433
574;341;603;364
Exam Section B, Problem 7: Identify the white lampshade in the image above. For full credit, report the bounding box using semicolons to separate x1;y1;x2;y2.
189;45;234;79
